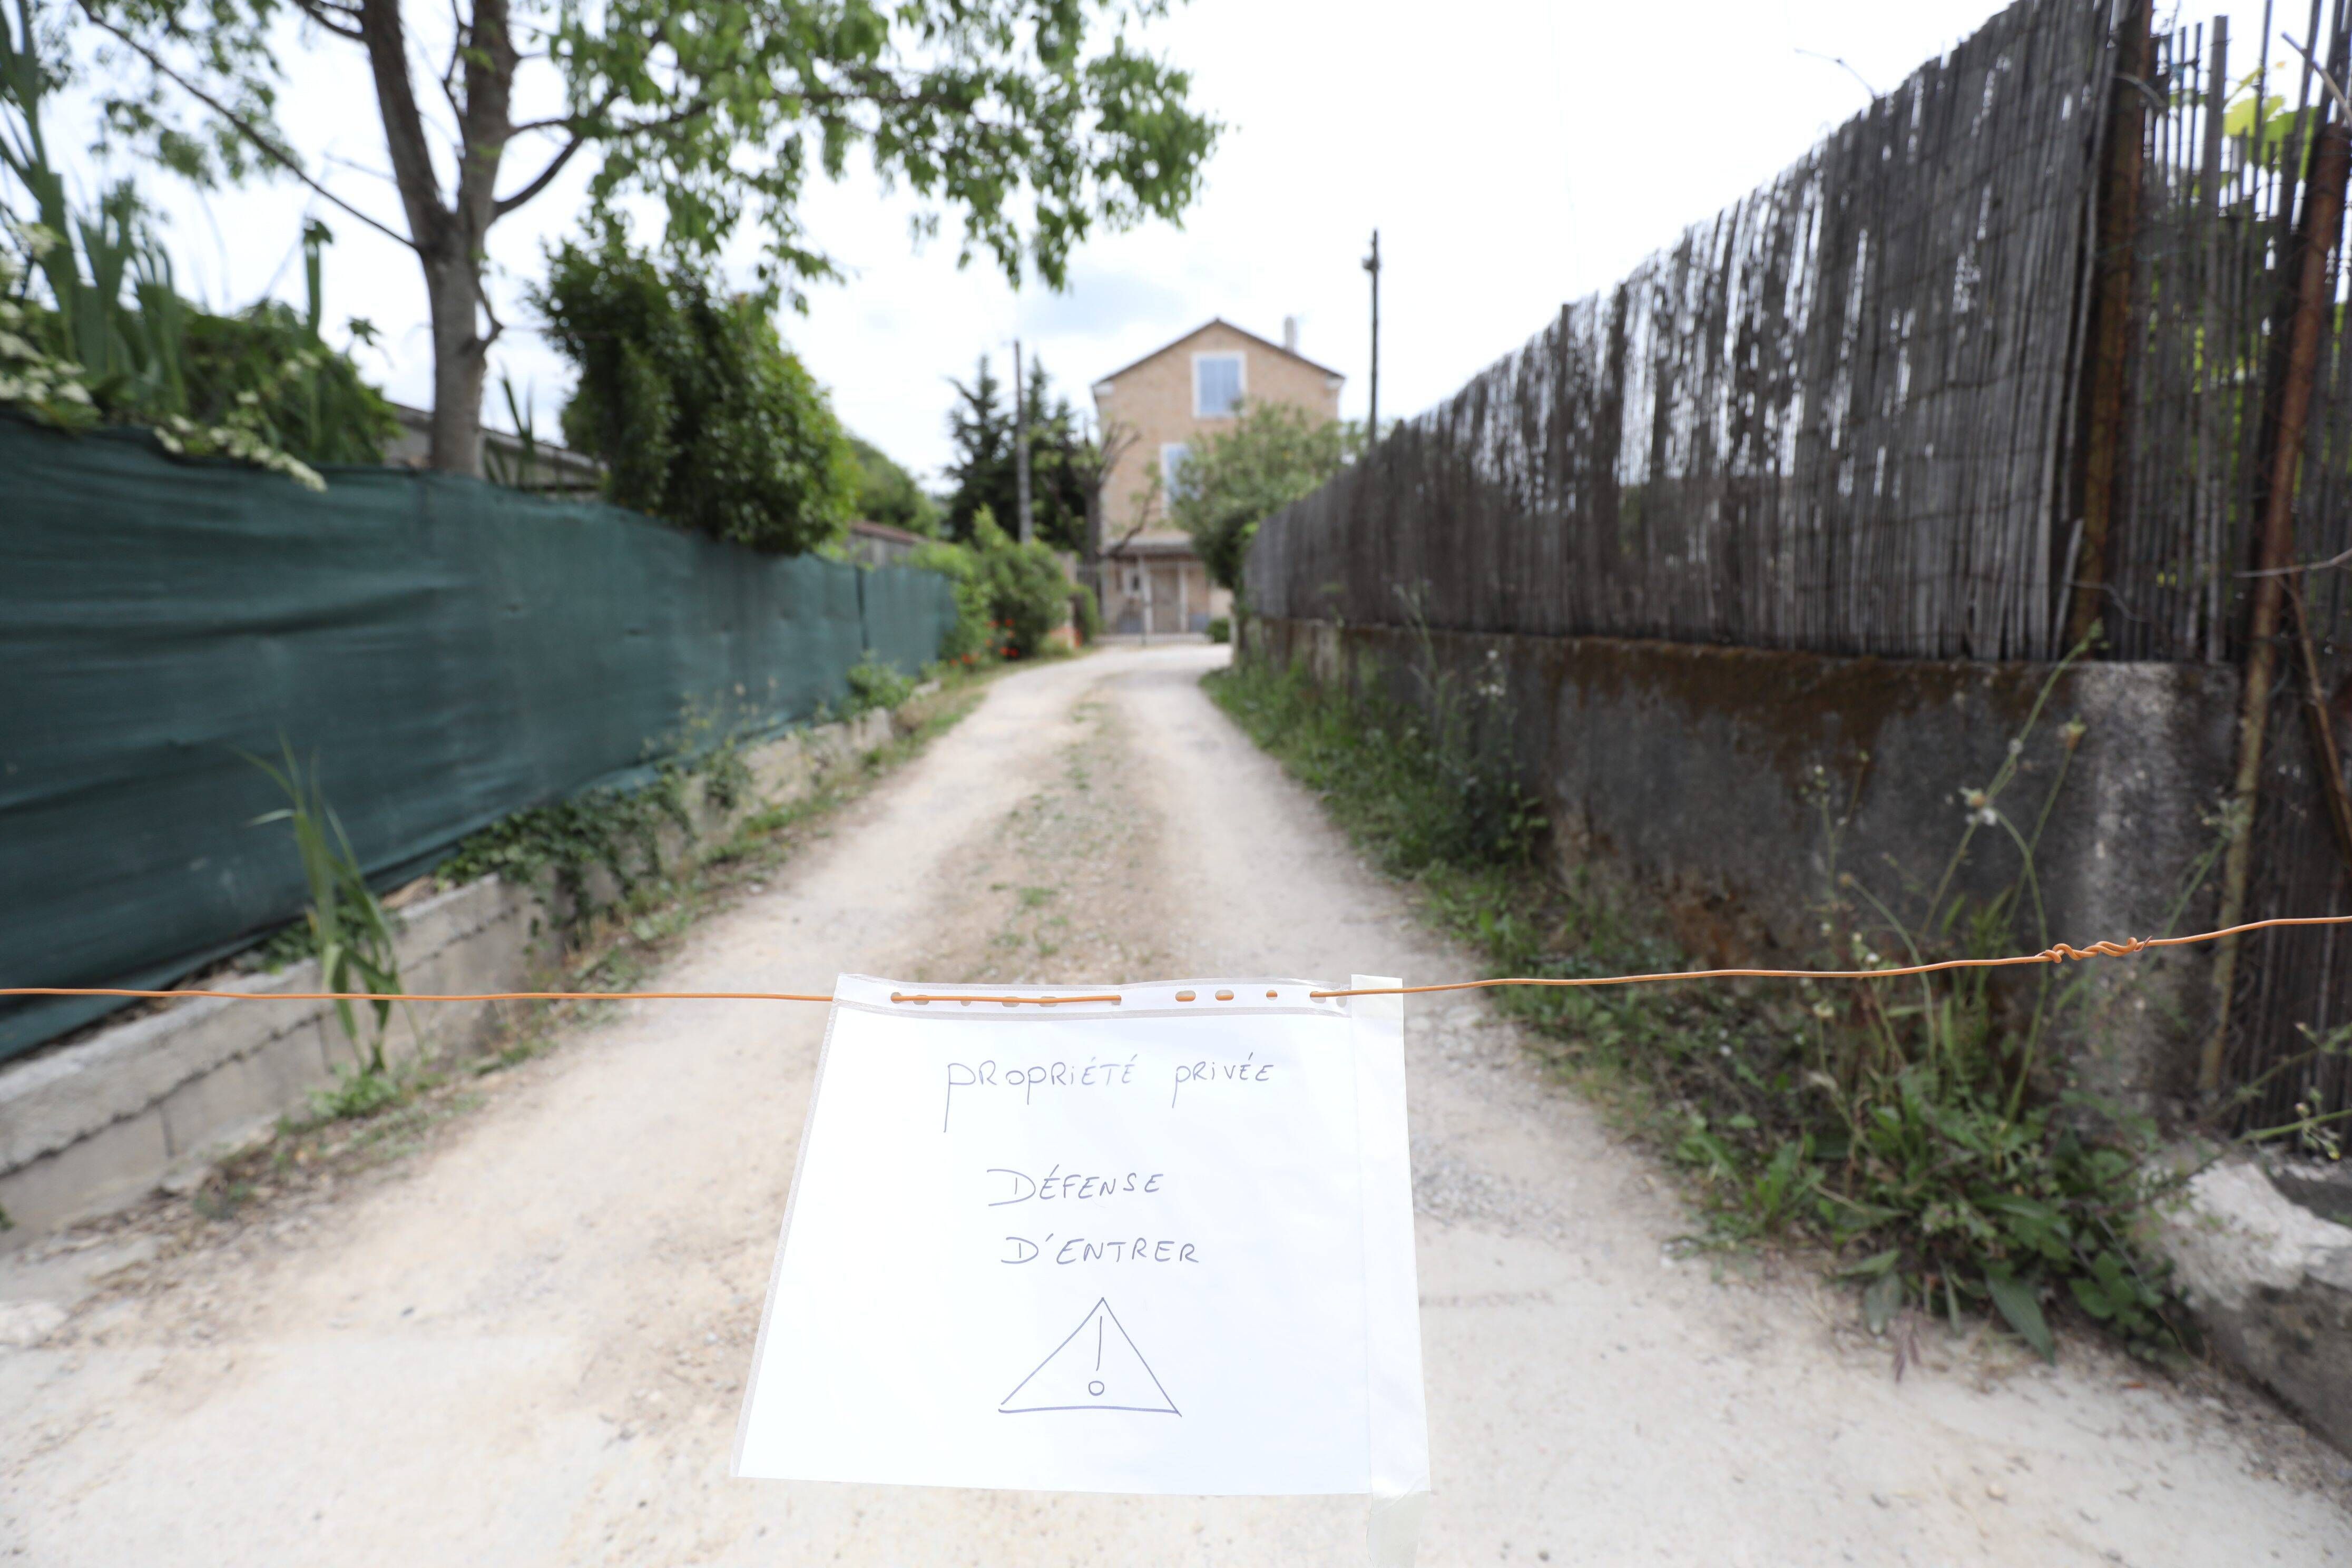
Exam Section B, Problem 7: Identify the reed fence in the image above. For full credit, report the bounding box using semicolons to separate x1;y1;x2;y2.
1246;0;2352;1124
1250;0;2108;658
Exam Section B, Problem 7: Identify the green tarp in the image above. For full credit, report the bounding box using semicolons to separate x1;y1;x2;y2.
0;417;959;1063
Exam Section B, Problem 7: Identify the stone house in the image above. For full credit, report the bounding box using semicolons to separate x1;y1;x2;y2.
1089;319;1344;635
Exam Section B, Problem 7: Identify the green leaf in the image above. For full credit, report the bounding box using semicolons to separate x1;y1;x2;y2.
2067;1275;2118;1320
247;743;403;1065
1675;1129;1736;1177
1985;1268;2055;1361
1978;1192;2072;1261
1862;1270;1904;1335
1835;1248;1901;1278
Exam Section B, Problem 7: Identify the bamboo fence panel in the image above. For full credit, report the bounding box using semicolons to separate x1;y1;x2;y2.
1248;0;2110;659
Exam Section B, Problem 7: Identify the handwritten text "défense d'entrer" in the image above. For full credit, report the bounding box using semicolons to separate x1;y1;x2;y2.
999;1234;1200;1266
986;1166;1163;1206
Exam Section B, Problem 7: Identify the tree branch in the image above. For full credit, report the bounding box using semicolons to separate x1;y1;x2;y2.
321;150;400;185
72;0;416;250
507;89;701;141
288;0;365;42
1795;48;1880;102
438;5;466;125
504;72;984;143
492;128;588;216
358;0;450;250
475;271;503;348
2241;542;2352;577
2284;32;2352;122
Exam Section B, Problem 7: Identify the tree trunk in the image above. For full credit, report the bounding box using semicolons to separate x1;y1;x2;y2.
425;250;487;476
360;0;509;478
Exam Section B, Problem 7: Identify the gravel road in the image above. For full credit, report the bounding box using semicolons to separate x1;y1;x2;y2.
5;643;2348;1566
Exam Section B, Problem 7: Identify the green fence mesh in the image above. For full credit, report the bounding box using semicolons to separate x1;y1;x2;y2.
0;417;959;1063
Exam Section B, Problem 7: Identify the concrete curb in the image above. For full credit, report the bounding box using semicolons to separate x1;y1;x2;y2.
0;704;907;1245
2155;1158;2352;1455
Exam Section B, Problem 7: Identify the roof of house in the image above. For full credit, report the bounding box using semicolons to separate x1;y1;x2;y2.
1100;530;1200;557
848;518;928;547
1092;317;1345;388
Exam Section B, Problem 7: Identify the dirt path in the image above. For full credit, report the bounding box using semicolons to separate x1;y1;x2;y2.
4;644;2347;1566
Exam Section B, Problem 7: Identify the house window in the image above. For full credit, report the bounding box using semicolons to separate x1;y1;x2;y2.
1193;353;1244;417
1160;442;1192;500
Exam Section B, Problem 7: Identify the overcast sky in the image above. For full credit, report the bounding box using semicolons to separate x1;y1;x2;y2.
37;0;2295;485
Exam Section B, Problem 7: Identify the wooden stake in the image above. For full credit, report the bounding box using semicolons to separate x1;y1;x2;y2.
2202;28;2352;1096
2066;0;2153;648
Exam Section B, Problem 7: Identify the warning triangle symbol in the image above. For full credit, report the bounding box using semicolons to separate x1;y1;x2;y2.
999;1297;1179;1415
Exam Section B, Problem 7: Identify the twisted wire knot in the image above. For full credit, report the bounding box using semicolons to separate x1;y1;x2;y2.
2037;936;2150;963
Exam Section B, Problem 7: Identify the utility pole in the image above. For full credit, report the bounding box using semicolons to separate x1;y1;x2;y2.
1013;338;1034;544
1361;230;1381;440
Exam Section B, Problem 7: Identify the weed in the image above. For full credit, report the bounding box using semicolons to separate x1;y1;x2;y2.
193;1180;257;1221
471;1035;551;1076
174;669;991;1239
308;1064;407;1121
438;771;692;918
1206;650;2198;1361
700;736;756;815
845;656;917;716
436;669;953;924
246;742;407;1072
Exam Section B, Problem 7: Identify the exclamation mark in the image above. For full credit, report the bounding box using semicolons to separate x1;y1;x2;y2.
1087;1308;1106;1397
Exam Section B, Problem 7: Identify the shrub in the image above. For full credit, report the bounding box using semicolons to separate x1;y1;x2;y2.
1170;400;1356;592
1071;582;1102;644
848;435;942;534
3;203;397;481
536;230;858;553
178;301;401;464
907;506;1070;661
975;535;1072;659
906;537;988;662
845;656;916;714
1204;615;1230;644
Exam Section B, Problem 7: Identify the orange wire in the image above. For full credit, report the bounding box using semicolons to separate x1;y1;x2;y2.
1302;914;2352;997
0;986;835;1004
2;914;2344;1010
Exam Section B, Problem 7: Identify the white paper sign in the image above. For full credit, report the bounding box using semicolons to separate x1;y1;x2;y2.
734;974;1428;1522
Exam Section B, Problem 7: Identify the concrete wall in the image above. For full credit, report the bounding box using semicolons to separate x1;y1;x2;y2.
1247;616;2243;1110
0;707;900;1245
